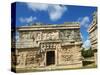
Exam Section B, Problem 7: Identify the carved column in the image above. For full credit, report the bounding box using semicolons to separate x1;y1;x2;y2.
44;49;47;67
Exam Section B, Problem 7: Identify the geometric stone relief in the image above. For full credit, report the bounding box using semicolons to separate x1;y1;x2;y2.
60;29;81;41
42;31;59;40
17;52;25;66
61;54;73;61
59;47;74;63
40;43;57;49
25;51;36;65
16;50;45;66
24;50;46;66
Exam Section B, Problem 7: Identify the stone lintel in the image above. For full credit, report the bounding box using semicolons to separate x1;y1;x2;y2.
17;24;80;31
61;42;82;46
16;47;39;50
40;40;61;43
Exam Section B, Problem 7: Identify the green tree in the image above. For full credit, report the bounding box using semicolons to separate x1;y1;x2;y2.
81;47;94;58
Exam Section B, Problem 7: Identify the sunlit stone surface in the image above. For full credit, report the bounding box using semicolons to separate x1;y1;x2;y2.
11;22;83;71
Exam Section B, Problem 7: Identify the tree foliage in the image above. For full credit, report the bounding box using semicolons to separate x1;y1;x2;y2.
81;47;94;58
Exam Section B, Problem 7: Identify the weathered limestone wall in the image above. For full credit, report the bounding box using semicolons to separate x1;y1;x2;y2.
16;48;43;68
58;45;82;65
12;23;83;70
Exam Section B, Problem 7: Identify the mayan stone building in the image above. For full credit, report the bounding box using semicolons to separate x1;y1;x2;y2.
11;22;82;72
88;11;97;65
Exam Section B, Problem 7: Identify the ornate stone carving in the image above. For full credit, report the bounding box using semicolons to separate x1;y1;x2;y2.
60;29;81;42
25;51;36;65
61;55;73;61
42;32;59;40
15;24;82;69
62;48;70;53
60;30;75;40
17;52;25;65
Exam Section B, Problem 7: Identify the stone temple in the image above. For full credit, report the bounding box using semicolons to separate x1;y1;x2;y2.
11;22;83;72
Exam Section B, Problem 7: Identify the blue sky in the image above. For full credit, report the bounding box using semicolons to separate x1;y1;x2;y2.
13;2;97;49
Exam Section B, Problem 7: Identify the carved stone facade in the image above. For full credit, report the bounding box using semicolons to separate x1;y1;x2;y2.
11;22;82;71
88;11;97;65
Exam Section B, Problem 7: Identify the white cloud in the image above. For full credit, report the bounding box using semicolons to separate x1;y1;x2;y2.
26;3;67;21
77;16;90;28
27;3;48;11
48;5;67;21
19;16;37;23
82;39;91;49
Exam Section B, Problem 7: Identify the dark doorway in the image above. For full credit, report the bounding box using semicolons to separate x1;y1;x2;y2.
46;51;55;66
